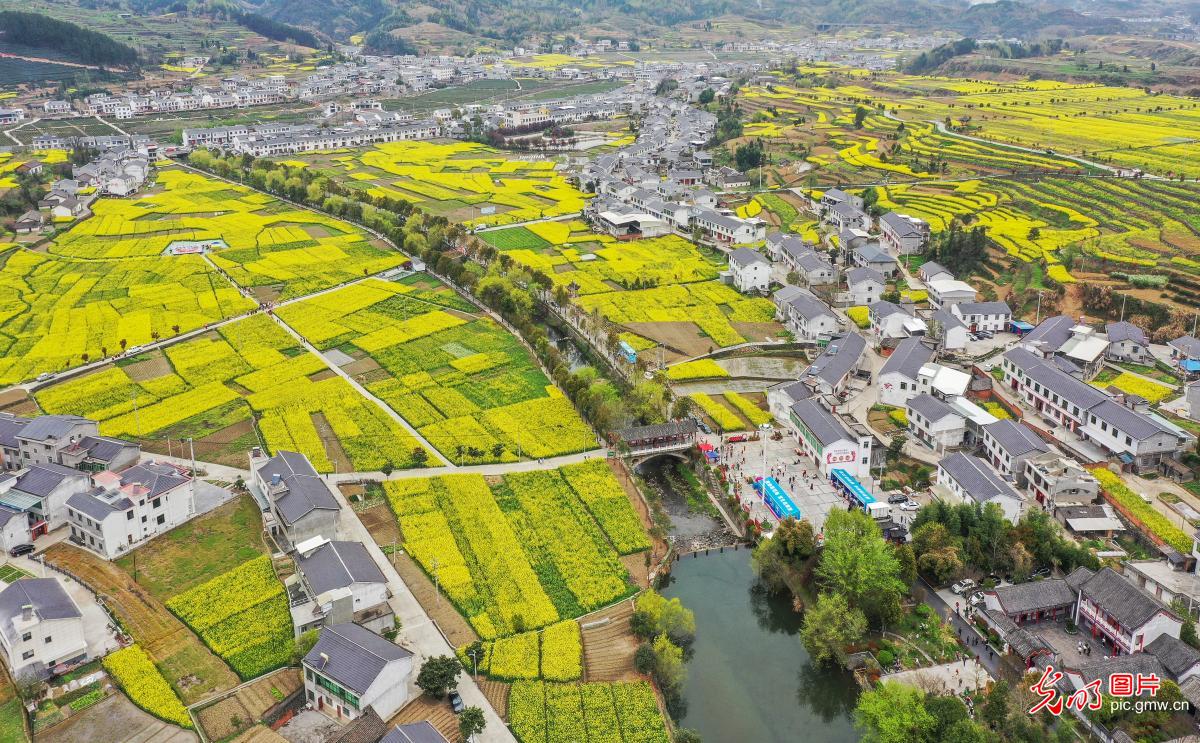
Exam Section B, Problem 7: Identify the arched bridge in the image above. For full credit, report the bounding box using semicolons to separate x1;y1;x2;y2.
615;419;699;470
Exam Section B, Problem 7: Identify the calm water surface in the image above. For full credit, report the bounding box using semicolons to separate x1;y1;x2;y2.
660;548;861;743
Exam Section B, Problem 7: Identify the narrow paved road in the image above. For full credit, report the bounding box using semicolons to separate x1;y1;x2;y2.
326;448;608;483
326;476;517;742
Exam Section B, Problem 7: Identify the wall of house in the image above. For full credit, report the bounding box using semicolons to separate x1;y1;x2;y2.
363;660;412;720
3;615;87;679
878;372;918;408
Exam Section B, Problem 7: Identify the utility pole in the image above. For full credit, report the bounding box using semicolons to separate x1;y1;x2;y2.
187;437;197;517
1035;291;1044;325
432;557;441;605
1120;293;1127;323
132;390;141;438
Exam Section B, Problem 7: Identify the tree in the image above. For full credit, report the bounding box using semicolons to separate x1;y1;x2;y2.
698;88;715;105
674;729;702;743
632;590;696;646
463;641;486;675
894;543;917;586
734;139;765;171
459;706;486;740
416;656;462;699
290;629;319;665
650;634;686;690
980;680;1010;730
854;106;868;128
411;447;428;467
854;682;935;743
801;592;867;666
776;517;816;559
816;509;905;622
925;694;968;737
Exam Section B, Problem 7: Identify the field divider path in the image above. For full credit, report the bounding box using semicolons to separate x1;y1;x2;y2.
265;310;454;468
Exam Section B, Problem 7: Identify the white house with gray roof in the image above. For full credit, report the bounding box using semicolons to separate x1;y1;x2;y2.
907;394;967;453
918;262;952;283
981;419;1049;486
1106;321;1151;364
868;300;926;341
252;450;341;547
929;309;970;352
65;462;192;559
0;505;31;554
1023;452;1098;510
727;247;771;294
292;539;391;637
936;451;1024;523
950;301;1011;333
851;244;898;278
786;398;873;479
845;267;884;306
303;623;414;722
12;415;97;470
1;463;92;531
774;286;839;341
0;578;87;680
801;332;866;396
924;278;977;309
879;212;929;255
878;337;935;407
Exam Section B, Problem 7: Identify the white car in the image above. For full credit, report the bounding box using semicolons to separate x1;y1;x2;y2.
951;579;976;595
899;500;920;512
969;591;986;606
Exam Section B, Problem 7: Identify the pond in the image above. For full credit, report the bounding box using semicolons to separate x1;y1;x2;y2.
660;548;862;743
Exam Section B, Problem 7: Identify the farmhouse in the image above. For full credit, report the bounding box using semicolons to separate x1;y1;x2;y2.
800;332;866;396
851;243;898;278
929;309;970;352
950;301;1012;333
1019;316;1108;380
2;463;93;531
727;247;771;294
924;278;977;309
303;623;414;722
906;394;967;453
252;450;341;547
980;419;1049;485
774;286;840;341
1106;321;1151;364
0;578;88;680
918;262;952;283
845;267;884;306
1023;452;1098;509
936;452;1024;523
292;538;392;636
878;212;929;255
65;462;193;560
877;337;935;407
868;301;926;341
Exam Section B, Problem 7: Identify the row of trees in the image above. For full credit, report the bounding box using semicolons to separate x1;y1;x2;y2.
631;590;697;723
911;502;1100;585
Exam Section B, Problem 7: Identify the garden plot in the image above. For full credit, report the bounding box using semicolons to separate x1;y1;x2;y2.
382;462;646;641
298;141;588;227
276;278;595;463
509;679;670;743
34;313;430;472
0;246;254;386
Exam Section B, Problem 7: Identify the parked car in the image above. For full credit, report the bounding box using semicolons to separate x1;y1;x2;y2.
8;543;34;557
887;493;908;504
951;578;976;595
899;500;920;512
449;690;464;714
969;591;986;607
1032;568;1051;579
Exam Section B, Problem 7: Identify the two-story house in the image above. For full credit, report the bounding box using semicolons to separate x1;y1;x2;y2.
980;419;1049;486
936;451;1025;523
293;539;391;636
925;278;977;309
877;337;935;407
0;578;88;680
252;450;340;547
907;394;967;453
878;212;930;255
845;267;884;306
787;398;873;479
800;332;866;397
1105;321;1151;364
1074;567;1182;656
1023;452;1099;509
950;301;1012;333
728;248;771;294
303;623;414;722
869;301;926;340
774;286;840;341
4;463;93;531
65;462;193;560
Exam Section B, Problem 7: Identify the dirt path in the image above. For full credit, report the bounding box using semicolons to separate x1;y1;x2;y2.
42;544;238;704
580;599;639;682
390;552;480;648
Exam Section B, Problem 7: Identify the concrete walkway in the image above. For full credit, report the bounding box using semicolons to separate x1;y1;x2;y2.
326;448;609;483
326;478;516;742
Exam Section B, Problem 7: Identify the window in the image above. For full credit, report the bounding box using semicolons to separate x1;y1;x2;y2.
44;636;52;644
152;497;161;509
126;511;134;520
156;514;165;525
21;632;30;642
141;515;147;524
21;650;33;660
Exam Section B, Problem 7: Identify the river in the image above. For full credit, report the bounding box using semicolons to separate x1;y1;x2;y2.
660;549;862;743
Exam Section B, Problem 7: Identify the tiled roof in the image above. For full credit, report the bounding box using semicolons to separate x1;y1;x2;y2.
14;463;88;498
1106;321;1148;346
879;336;933;380
1145;633;1200;679
0;578;80;643
983;419;1048;458
803;332;865;386
908;393;958;423
298;541;387;595
119;462;189;499
991;578;1075;615
381;722;450;743
789;399;852;447
258;451;338;525
729;247;768;268
1080;567;1174;630
939;452;1022;503
303;623;412;695
17;415;91;443
1022;315;1076;353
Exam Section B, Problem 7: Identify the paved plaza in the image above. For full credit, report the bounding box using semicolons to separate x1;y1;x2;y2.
885;657;992;695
